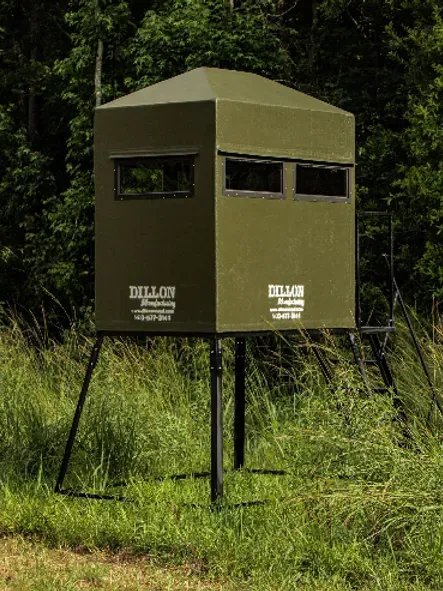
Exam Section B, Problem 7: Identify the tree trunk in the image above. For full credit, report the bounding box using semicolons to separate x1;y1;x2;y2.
308;0;318;72
95;39;104;108
28;45;39;138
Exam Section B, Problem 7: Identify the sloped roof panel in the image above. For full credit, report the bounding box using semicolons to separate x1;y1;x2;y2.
98;68;216;109
98;67;351;115
205;68;347;113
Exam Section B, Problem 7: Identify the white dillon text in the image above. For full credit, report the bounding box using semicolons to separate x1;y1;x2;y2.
129;285;177;323
268;284;305;321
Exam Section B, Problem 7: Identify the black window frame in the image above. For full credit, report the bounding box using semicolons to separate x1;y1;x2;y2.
293;162;351;203
114;155;195;200
222;155;287;200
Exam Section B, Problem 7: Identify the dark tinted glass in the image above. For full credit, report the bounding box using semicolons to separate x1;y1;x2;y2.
119;158;193;196
225;159;283;194
296;164;348;198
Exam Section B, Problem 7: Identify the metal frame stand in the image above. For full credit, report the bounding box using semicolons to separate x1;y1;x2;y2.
55;335;103;495
355;212;441;421
210;338;223;503
234;337;246;471
348;331;369;384
309;333;334;384
306;212;440;425
54;211;440;506
55;334;255;505
393;277;443;420
55;332;289;504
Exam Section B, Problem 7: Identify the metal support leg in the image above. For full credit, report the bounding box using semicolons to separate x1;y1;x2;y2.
234;337;246;470
369;334;396;392
369;334;407;425
310;333;334;384
210;338;223;504
55;335;104;493
348;331;369;386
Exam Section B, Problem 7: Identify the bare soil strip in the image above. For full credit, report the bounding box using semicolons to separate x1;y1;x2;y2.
0;536;233;591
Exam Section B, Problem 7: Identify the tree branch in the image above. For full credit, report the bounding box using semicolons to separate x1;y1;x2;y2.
95;39;104;108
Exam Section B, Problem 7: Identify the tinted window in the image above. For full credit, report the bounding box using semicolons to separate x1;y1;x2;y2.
225;158;283;196
116;157;194;199
295;164;348;199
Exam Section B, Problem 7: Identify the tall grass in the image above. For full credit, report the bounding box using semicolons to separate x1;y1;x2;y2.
0;319;442;589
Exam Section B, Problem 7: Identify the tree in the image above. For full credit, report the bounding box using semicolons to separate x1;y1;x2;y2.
0;0;70;318
0;0;442;326
283;0;443;307
0;106;55;316
130;0;293;90
25;0;135;320
386;3;443;303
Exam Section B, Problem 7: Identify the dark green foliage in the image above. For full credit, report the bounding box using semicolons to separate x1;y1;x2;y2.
130;0;292;88
0;0;443;326
0;106;56;313
387;4;443;301
32;0;135;316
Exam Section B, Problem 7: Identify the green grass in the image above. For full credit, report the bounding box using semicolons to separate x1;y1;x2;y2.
0;321;441;589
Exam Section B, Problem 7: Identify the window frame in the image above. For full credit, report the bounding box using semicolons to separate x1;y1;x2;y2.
222;155;287;200
114;155;195;200
293;161;351;203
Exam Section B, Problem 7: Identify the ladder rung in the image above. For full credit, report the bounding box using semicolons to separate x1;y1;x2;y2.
360;326;396;334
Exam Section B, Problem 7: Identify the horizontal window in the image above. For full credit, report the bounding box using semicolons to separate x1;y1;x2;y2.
294;163;350;202
115;156;194;199
223;157;285;199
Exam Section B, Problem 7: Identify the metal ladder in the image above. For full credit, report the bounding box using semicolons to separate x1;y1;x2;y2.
310;329;397;397
310;278;442;423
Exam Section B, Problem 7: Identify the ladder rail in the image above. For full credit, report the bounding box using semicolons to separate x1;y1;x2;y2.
392;278;443;421
357;212;441;422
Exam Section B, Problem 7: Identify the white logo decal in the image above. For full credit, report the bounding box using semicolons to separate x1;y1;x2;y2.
268;284;305;321
129;285;176;323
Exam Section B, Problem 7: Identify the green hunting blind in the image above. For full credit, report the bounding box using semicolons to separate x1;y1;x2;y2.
56;68;438;506
94;67;355;334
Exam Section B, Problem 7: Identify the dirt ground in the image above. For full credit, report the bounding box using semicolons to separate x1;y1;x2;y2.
0;536;234;590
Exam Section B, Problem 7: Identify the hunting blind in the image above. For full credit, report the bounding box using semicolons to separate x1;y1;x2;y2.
94;67;355;334
56;68;437;506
